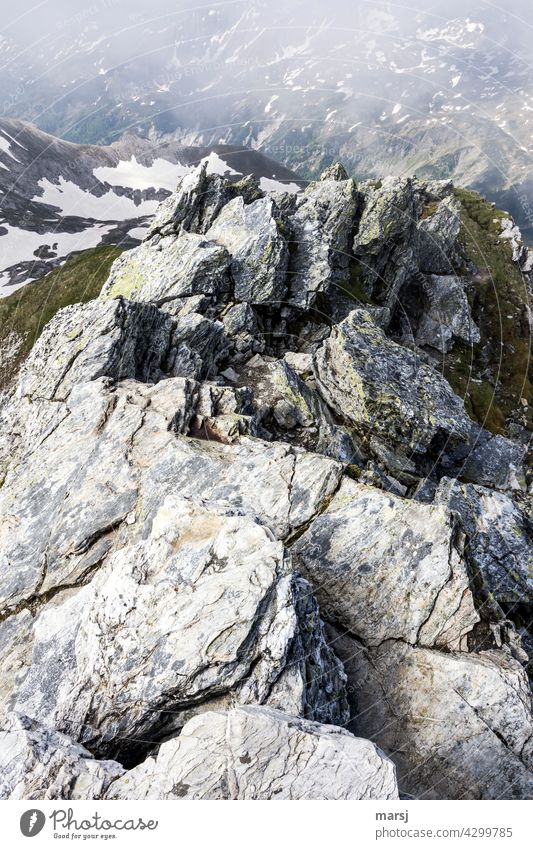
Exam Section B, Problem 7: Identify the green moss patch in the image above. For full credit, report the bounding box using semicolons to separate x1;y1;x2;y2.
0;246;122;392
443;188;532;435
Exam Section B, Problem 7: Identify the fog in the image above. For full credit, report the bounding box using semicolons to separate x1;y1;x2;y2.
1;0;533;238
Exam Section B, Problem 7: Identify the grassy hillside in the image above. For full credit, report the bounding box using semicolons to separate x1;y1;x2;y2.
445;188;532;435
0;246;122;392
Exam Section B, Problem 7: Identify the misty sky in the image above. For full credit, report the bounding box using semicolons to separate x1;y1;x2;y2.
2;1;533;68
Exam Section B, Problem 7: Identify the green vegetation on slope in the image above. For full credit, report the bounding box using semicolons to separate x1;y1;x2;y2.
0;246;122;392
445;188;532;435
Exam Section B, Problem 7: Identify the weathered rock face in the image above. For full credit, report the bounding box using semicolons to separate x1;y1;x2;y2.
100;231;231;307
10;496;347;763
313;308;473;472
415;274;480;353
0;161;531;801
16;297;172;404
434;479;533;608
0;707;398;801
207;196;289;305
332;633;533;800
236;356;357;462
0;713;124;800
146;164;234;239
352;177;418;309
288;174;359;309
107;706;399;801
417;194;462;275
293;478;479;650
0;297;173;475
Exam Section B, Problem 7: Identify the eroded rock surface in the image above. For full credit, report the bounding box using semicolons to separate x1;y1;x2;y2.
0;161;531;801
293;478;479;650
0;713;124;800
332;633;533;800
313;308;473;472
107;706;399;800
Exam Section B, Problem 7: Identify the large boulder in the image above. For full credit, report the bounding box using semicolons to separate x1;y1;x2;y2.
236;356;357;462
0;713;124;800
0;707;399;801
0;297;173;476
10;496;347;762
15;297;171;404
293;478;479;650
106;706;399;800
332;633;533;800
435;479;533;607
100;231;231;307
0;378;201;616
207;196;288;304
313;308;473;471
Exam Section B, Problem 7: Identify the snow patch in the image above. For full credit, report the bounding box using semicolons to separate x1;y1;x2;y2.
259;177;301;194
94;155;190;191
0;223;115;296
32;177;159;220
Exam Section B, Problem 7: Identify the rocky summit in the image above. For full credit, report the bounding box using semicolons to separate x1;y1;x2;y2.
0;162;532;801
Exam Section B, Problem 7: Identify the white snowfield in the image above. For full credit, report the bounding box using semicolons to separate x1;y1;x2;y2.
93;151;243;192
0;223;116;295
0;141;301;298
32;176;159;220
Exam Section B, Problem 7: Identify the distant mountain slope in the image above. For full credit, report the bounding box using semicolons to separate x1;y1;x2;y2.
1;1;532;241
0;119;304;295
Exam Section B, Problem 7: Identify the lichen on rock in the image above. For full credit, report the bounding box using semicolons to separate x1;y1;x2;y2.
0;161;531;801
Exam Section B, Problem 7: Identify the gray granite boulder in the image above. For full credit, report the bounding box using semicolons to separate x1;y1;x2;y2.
107;706;398;801
207;196;288;304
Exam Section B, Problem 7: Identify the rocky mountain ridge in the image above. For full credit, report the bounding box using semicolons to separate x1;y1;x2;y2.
0;119;303;295
0;161;531;800
3;1;533;242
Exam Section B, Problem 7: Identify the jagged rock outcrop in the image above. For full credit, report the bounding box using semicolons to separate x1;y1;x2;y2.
146;163;238;239
293;478;479;650
434;478;533;607
288;173;359;309
417;192;462;275
100;231;231;307
352;176;418;309
313;308;473;473
10;496;347;763
415;274;480;352
207;196;289;304
1;707;398;801
331;632;533;800
106;706;399;801
0;713;124;800
0;161;531;801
